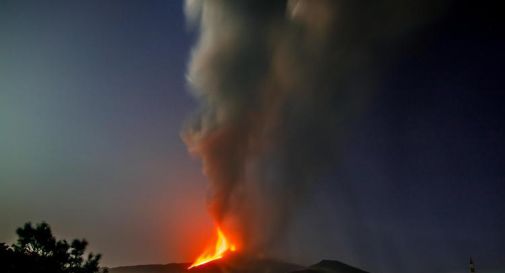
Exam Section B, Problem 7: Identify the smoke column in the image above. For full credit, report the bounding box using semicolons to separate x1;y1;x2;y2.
183;0;446;257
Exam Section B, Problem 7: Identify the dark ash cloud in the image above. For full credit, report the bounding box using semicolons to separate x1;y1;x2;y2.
183;0;447;258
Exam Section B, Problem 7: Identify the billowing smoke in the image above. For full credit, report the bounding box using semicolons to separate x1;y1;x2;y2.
183;0;446;257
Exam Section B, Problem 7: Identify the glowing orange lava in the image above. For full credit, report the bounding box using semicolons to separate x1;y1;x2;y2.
188;227;237;269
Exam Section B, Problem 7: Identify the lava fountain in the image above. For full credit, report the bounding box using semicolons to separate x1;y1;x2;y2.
188;227;237;269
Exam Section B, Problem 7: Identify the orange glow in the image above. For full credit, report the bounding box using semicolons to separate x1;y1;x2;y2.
188;227;237;269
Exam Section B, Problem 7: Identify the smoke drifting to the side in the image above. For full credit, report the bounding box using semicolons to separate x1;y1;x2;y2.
182;0;446;257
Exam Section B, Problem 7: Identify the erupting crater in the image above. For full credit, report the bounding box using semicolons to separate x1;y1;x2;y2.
188;227;237;269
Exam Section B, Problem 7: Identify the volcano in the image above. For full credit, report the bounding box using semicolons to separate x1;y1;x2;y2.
108;256;368;273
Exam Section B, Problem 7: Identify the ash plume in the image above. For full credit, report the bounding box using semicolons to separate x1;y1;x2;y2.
182;0;446;257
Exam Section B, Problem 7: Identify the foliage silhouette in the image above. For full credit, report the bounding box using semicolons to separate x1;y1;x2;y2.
0;222;107;273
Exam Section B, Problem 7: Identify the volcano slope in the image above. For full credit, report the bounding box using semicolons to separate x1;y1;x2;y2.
108;255;368;273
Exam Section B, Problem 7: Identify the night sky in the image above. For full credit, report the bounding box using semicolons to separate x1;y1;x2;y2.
0;1;503;273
